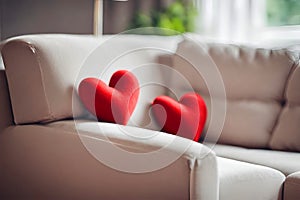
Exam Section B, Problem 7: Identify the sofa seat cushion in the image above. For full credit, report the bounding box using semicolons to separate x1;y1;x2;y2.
218;157;285;200
213;144;300;176
284;172;300;200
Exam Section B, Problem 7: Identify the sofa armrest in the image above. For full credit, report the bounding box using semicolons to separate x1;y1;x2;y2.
0;123;218;200
285;171;300;200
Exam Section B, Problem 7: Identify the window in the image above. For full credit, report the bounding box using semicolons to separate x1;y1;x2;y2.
266;0;300;26
101;0;300;43
259;0;300;43
196;0;300;43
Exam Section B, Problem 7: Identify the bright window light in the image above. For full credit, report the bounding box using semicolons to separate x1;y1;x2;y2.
266;0;300;26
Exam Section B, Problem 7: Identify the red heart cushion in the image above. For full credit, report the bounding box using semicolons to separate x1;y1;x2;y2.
152;92;207;141
78;70;139;125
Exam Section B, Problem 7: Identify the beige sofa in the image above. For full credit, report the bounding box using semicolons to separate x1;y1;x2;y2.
0;34;299;200
172;37;300;200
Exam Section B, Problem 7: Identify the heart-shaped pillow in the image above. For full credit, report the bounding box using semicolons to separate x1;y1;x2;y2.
78;70;139;125
152;92;207;141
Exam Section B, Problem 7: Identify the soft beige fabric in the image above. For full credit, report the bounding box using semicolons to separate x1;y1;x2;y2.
2;35;99;124
47;120;285;200
202;97;281;147
212;144;300;176
173;38;297;148
286;65;300;104
218;157;285;200
1;34;180;125
270;65;300;152
174;38;296;100
284;172;300;200
47;120;219;200
0;122;218;200
0;70;13;131
270;105;300;152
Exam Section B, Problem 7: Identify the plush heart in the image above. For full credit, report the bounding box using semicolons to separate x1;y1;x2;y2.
152;92;207;141
78;70;139;125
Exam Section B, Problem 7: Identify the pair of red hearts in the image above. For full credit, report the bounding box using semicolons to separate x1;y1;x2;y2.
78;70;207;141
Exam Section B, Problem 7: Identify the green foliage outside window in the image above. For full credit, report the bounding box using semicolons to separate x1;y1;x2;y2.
267;0;300;26
128;0;197;35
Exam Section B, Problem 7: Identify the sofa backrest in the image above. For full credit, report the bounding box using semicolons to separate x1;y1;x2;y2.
1;34;179;127
3;33;300;152
0;69;13;131
270;63;300;152
172;37;300;149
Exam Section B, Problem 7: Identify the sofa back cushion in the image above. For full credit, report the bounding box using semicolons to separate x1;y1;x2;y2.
2;34;179;125
172;38;298;148
270;63;300;152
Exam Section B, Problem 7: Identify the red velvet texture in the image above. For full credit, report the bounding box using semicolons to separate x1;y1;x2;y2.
152;92;207;141
79;70;139;125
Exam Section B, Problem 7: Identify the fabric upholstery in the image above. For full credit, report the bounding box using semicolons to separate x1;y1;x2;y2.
212;144;300;176
1;34;180;125
284;172;300;200
0;70;13;131
270;65;300;152
218;157;285;200
0;121;218;200
1;35;99;124
1;33;299;200
203;98;281;147
173;37;298;148
47;120;285;200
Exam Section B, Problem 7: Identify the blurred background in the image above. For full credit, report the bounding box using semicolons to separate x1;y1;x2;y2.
0;0;300;43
